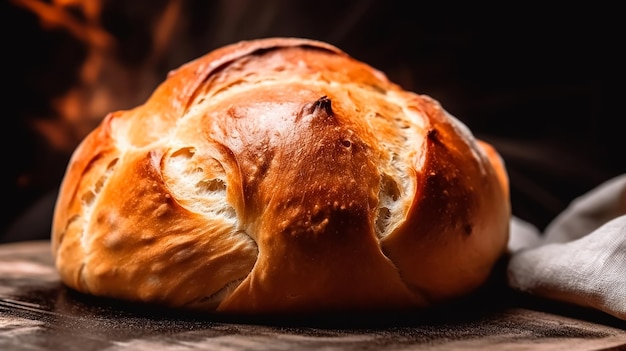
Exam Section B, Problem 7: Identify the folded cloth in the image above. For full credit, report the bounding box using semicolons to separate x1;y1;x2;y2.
507;174;626;321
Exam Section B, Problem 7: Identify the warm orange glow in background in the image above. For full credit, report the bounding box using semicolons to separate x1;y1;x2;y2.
11;0;185;152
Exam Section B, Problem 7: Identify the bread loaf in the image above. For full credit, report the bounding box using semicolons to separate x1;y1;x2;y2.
51;37;511;315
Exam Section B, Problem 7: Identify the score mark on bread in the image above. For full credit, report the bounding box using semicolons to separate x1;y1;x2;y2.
51;37;511;315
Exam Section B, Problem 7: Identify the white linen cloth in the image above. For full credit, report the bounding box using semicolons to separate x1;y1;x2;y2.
507;174;626;321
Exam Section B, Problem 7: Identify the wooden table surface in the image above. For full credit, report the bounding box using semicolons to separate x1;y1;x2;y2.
1;240;625;350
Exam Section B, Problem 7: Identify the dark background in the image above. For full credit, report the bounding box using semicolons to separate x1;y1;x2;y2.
1;0;624;243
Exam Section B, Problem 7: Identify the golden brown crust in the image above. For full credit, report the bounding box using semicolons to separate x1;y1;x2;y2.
380;96;510;303
52;37;510;314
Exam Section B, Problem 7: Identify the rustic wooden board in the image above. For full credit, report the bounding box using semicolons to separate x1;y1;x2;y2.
1;241;625;350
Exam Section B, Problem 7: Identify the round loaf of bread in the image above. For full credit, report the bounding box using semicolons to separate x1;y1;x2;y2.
51;37;510;315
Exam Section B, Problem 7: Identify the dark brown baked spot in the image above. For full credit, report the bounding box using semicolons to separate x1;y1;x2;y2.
300;95;334;120
427;128;442;145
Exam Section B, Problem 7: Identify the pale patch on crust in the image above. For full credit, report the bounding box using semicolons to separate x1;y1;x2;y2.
162;146;237;223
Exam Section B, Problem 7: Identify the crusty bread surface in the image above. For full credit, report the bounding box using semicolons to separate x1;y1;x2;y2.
52;37;511;315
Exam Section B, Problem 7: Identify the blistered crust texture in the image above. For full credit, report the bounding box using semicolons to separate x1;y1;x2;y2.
52;37;511;315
